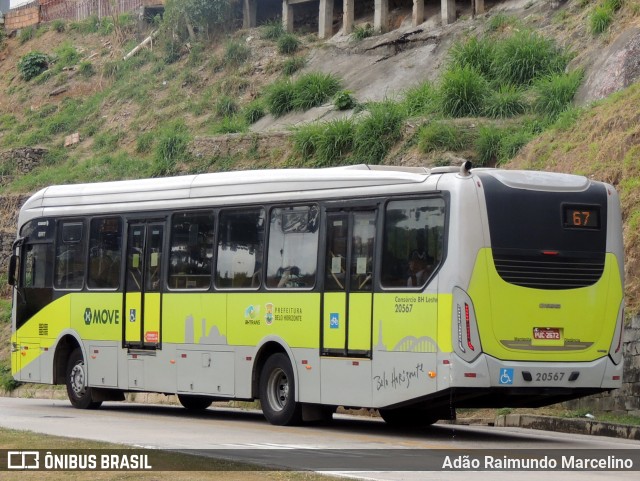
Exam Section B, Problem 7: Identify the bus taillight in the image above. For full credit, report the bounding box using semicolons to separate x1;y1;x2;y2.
465;303;475;352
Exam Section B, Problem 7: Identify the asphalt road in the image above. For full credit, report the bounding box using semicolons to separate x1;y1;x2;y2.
0;397;639;480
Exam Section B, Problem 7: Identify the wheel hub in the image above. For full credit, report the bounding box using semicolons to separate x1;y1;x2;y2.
70;363;86;396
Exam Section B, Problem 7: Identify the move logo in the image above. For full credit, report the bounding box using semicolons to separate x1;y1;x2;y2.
84;307;121;326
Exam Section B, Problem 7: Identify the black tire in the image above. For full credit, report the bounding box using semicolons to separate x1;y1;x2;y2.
66;348;102;410
177;394;213;411
379;407;439;427
259;353;302;426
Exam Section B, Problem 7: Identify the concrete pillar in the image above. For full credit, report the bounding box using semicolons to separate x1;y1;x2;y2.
441;0;456;25
282;0;294;33
475;0;485;15
412;0;424;26
319;0;334;39
374;0;389;33
343;0;355;35
243;0;257;29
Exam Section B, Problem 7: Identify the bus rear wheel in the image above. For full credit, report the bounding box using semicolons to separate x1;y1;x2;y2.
259;353;301;426
66;348;102;410
177;394;213;411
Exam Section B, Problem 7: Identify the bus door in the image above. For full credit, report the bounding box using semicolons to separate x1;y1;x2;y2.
322;209;376;357
123;221;164;349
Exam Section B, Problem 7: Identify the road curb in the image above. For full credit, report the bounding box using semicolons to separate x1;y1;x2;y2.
495;414;640;441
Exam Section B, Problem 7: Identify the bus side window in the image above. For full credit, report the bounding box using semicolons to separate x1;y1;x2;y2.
266;205;319;289
88;217;122;289
169;212;214;289
54;221;85;290
215;208;265;289
24;243;54;288
381;198;446;289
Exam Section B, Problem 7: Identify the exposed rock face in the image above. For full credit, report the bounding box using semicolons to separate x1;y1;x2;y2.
576;27;640;104
0;147;48;175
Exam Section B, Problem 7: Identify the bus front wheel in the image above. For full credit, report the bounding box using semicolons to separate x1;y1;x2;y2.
66;348;103;410
259;353;302;426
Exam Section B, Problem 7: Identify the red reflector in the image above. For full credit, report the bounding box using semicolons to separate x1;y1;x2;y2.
94;350;99;354
464;373;477;378
132;354;137;359
181;354;187;358
542;251;559;256
613;376;621;380
352;361;359;366
465;303;475;352
245;356;252;361
301;360;308;365
443;360;451;365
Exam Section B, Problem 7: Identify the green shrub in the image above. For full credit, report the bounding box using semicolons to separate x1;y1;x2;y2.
334;90;357;110
282;56;306;76
52;19;66;33
211;116;248;134
483;85;527;118
498;127;533;163
215;95;239;118
476;124;504;166
19;26;35;44
54;42;81;69
352;101;405;164
18;51;50;81
486;13;519;32
244;101;266;124
266;80;297;117
603;0;623;11
590;5;614;34
493;30;568;86
293;72;341;111
293;123;325;159
533;70;583;120
261;19;285;40
163;38;182;64
418;121;466;153
449;36;495;77
439;65;489;117
1;363;20;392
278;33;300;55
403;81;439;116
352;23;374;40
224;40;251;66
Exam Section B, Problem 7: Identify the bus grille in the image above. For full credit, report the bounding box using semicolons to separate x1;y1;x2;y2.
493;252;605;290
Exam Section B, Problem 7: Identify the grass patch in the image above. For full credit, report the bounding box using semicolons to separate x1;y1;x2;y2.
224;40;251;67
352;23;374;40
439;65;489;117
533;70;584;120
590;4;614;34
278;33;300;55
352;101;405;164
292;73;341;111
476;124;504;166
282;56;306;76
418;121;468;153
449;36;495;78
215;95;239;118
153;120;191;176
244;100;266;124
261;19;285;40
403;81;439;117
265;79;297;117
483;85;527;118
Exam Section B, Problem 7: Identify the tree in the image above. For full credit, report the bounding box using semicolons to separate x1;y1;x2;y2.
162;0;236;42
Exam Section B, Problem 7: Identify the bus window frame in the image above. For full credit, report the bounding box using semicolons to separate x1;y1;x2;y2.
378;193;450;292
86;215;124;292
53;218;87;292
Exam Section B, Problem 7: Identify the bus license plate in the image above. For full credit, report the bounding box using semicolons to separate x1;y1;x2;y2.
533;327;561;340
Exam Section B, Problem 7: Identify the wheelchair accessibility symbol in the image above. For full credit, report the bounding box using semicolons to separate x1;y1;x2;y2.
499;368;514;385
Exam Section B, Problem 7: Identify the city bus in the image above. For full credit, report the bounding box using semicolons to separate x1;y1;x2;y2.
8;163;625;426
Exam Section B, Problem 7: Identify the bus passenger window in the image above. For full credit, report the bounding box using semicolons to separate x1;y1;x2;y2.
24;243;54;288
266;205;319;289
88;217;122;289
381;198;445;289
54;221;85;290
215;208;265;289
169;212;214;289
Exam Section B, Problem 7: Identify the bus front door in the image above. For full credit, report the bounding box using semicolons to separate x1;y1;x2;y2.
123;222;164;349
322;210;376;357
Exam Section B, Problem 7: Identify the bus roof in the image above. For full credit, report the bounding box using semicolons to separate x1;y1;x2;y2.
18;165;440;225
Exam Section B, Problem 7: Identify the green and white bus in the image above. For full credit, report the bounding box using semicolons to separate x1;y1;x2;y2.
9;163;625;426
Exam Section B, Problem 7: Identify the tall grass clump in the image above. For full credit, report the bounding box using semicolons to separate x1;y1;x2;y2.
493;30;568;86
153;120;190;176
418;121;468;153
244;100;266;124
261;19;285;40
215;95;239;118
54;42;81;69
483;85;527;118
282;56;306;76
292;73;341;110
533;70;584;120
403;81;439;116
486;13;520;32
439;65;489;117
352;101;405;164
293;122;325;159
224;40;251;67
265;79;297;117
19;26;36;44
449;36;495;77
278;33;300;55
352;23;374;40
498;126;533;163
314;119;355;165
589;5;614;34
476;124;504;166
52;19;66;33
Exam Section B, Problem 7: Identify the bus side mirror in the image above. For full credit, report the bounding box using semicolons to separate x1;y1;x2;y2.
8;254;17;286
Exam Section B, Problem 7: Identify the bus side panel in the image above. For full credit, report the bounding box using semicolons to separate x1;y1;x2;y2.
162;293;228;344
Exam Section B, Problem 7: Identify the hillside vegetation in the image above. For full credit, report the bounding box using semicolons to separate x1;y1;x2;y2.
0;0;639;312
